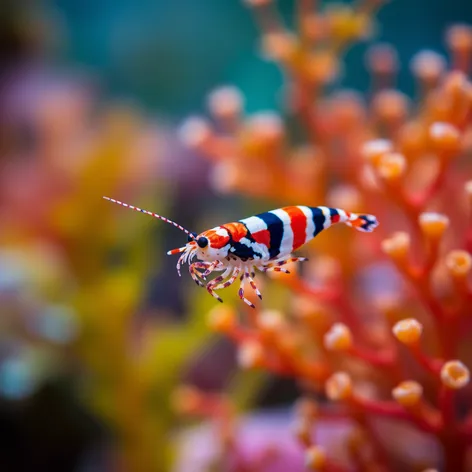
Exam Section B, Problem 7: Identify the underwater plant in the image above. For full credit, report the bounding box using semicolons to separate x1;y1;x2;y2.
174;1;472;471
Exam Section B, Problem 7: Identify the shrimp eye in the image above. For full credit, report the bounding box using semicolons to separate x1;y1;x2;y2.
188;232;197;242
197;237;208;248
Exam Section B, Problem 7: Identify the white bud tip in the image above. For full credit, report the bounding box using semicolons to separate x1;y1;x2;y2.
419;212;450;225
178;116;211;148
430;122;459;139
361;139;393;159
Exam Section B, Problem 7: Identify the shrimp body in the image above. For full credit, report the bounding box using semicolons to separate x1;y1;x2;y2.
104;198;378;308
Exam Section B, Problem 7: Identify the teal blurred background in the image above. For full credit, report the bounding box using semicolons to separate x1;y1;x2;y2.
5;0;471;116
0;1;471;471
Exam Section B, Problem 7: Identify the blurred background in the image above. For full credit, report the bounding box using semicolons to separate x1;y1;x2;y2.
0;1;471;471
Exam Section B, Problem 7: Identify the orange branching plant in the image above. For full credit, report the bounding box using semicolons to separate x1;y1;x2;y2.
176;1;472;471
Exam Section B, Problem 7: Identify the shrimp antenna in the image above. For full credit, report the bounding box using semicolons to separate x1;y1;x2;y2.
103;196;196;240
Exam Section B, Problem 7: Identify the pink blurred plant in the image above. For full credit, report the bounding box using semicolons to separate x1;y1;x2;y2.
0;73;206;472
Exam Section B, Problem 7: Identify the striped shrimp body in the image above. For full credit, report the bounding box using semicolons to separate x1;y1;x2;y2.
104;198;378;308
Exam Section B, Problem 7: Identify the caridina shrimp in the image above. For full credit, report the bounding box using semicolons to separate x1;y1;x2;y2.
104;197;378;308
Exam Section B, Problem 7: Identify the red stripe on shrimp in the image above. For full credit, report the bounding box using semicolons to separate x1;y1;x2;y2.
252;229;271;248
282;206;307;251
331;212;341;223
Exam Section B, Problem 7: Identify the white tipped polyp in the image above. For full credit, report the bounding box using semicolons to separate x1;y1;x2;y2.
430;122;459;139
419;212;449;225
247;111;283;139
178;116;211;148
361;139;393;161
465;180;472;195
410;50;446;78
207;86;244;117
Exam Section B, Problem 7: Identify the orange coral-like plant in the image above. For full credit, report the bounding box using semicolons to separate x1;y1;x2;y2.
176;1;472;471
